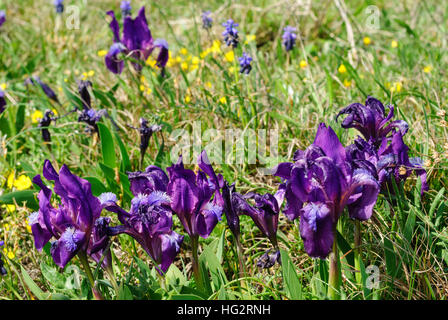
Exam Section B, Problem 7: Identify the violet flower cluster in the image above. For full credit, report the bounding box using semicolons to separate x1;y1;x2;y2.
120;1;132;17
238;53;253;75
336;96;428;195
0;241;6;276
282;26;297;52
0;89;6;114
201;11;213;30
105;6;169;74
53;0;64;14
0;10;5;28
222;19;239;48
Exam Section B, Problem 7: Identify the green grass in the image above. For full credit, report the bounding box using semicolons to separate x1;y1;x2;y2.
0;0;447;300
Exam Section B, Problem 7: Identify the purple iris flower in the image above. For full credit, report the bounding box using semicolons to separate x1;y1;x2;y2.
105;6;169;74
201;11;213;30
273;123;380;259
282;26;297;51
127;164;169;196
256;249;280;268
53;0;64;13
238;52;253;75
167;150;224;240
0;241;6;276
29;160;107;268
128;118;162;169
0;89;6;114
25;76;60;104
101;191;183;273
337;96;428;194
221;182;242;240
78;108;105;133
120;1;132;17
0;10;5;28
222;19;239;48
88;217;113;270
78;80;92;110
336;96;408;148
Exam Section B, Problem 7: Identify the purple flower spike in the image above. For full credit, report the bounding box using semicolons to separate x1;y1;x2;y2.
38;110;56;143
282;26;297;51
273;123;380;259
120;1;132;17
103;191;183;273
238;52;253;75
167;150;224;239
222;19;239;48
201;11;213;30
29;160;104;268
53;0;64;13
105;6;170;74
0;10;6;28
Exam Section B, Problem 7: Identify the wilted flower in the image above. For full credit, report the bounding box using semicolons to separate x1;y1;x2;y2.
120;1;132;17
78;108;106;133
273;123;380;259
282;26;297;52
102;192;183;273
256;249;280;269
38;110;55;143
29;160;105;268
129;118;162;169
221;182;241;240
167;150;223;239
0;89;6;114
201;11;213;30
238;52;252;74
25;76;60;104
105;6;169;74
0;10;5;28
53;0;64;13
78;80;92;110
222;19;239;48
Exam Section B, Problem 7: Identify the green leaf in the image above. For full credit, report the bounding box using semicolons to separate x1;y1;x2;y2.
403;207;417;244
15;105;25;133
40;262;65;289
0;190;38;210
118;284;133;300
21;266;49;300
83;177;107;196
429;188;445;218
171;294;204;300
280;249;302;299
114;131;131;173
98;122;117;169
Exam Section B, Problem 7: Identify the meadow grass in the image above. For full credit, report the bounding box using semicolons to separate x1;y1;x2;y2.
0;0;447;300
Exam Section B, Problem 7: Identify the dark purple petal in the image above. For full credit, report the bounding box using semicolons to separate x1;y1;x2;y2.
194;202;222;239
346;169;380;220
0;90;6;114
154;231;184;273
122;6;153;59
128;165;169;195
299;203;334;259
256;249;280;268
51;228;86;268
105;42;125;74
313;123;346;165
106;10;121;43
153;39;169;69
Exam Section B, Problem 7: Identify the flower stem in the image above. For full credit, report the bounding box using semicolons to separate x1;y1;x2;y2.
191;236;204;292
78;251;103;300
354;220;362;285
328;229;341;300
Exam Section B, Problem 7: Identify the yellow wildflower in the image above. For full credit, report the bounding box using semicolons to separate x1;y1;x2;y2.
338;64;347;74
423;65;432;73
146;56;157;68
0;83;6;90
299;60;308;69
7;172;15;189
3;224;10;231
343;79;352;87
205;82;212;88
224;50;234;63
211;40;221;54
180;48;188;56
1;204;16;213
184;95;191;103
391;40;398;48
7;250;15;259
363;36;371;45
97;50;108;57
14;175;32;190
31;110;44;124
88;70;95;77
181;62;189;71
244;34;256;44
219;97;227;104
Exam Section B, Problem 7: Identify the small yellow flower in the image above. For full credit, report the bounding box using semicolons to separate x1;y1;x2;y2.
244;34;256;44
27;225;32;233
181;62;189;71
0;83;6;90
180;48;188;56
146;56;157;68
31;110;44;124
338;64;347;74
88;70;95;77
184;95;191;103
363;36;371;45
14;175;32;190
97;50;108;57
219;97;227;104
229;66;236;74
423;65;432;73
146;88;152;95
299;60;308;69
64;78;68;83
139;84;145;92
343;79;352;87
3;223;10;231
1;204;16;213
7;250;15;259
205;82;212;88
200;49;210;59
7;172;15;189
390;82;402;93
224;50;235;63
391;40;398;48
211;40;222;54
191;56;200;65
